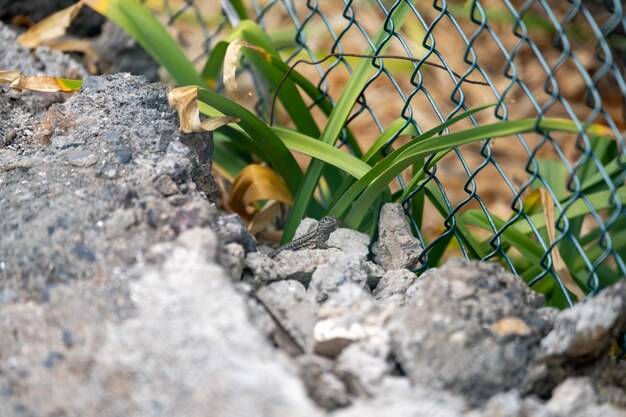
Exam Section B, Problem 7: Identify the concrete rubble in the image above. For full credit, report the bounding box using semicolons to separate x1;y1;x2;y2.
1;20;624;416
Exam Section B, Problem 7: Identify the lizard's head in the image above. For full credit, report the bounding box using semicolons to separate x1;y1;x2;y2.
318;216;339;234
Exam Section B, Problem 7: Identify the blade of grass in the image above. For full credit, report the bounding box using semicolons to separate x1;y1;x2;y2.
215;125;265;161
201;40;229;88
219;32;359;196
196;87;302;195
271;127;371;178
579;157;626;193
462;210;546;262
223;23;350;209
283;1;416;242
221;0;247;22
330;118;613;228
363;102;500;163
328;102;507;220
226;21;320;135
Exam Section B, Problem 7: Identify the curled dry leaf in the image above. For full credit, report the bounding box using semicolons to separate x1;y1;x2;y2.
9;76;83;93
224;39;269;100
540;188;586;301
0;70;20;84
229;164;292;221
17;1;84;48
168;86;239;133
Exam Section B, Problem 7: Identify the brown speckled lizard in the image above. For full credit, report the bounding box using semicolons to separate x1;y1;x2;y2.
268;216;338;258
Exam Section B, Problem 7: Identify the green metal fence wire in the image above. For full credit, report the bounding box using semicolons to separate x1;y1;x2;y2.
163;0;625;307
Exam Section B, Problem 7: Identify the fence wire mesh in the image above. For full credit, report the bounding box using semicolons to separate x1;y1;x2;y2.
162;0;625;307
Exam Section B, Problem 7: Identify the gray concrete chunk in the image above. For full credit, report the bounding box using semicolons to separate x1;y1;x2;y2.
371;203;422;270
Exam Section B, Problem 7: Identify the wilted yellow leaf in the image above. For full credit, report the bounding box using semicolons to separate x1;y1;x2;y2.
540;188;586;301
168;86;239;133
17;2;84;49
82;0;108;14
224;40;267;100
0;70;20;84
229;164;292;220
9;75;82;93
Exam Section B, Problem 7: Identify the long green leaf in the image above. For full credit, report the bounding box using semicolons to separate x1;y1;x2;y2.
579;157;626;193
423;181;485;260
363;102;500;163
201;40;229;86
213;134;250;181
272;127;371;178
196;88;302;195
559;137;618;265
223;25;361;204
223;0;248;21
461;210;547;273
201;37;362;157
330;118;612;228
283;1;416;242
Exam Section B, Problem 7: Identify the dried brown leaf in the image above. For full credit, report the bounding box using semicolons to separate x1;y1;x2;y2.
540;188;586;301
229;164;292;221
224;39;267;100
0;70;20;84
168;85;239;133
9;75;81;93
17;1;84;49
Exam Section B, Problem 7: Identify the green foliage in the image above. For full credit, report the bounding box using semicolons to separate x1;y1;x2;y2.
90;0;624;306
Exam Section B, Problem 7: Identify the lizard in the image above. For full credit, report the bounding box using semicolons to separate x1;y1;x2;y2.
268;216;339;258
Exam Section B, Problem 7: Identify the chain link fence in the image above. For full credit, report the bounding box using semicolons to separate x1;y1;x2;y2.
163;0;625;307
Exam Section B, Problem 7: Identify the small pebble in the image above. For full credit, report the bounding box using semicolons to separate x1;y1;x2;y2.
103;131;121;144
72;245;96;262
60;329;75;348
66;149;98;167
116;148;132;164
43;352;65;369
100;161;119;179
3;129;17;146
168;195;189;206
154;175;179;196
166;141;190;158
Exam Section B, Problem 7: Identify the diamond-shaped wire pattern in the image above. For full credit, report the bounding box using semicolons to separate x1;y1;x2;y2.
163;0;626;306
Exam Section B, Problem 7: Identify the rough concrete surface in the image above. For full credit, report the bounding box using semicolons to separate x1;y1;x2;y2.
0;229;321;417
387;259;547;406
371;203;423;270
1;29;625;417
0;73;321;417
0;73;220;303
0;21;89;117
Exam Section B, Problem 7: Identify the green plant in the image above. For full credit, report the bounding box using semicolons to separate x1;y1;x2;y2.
79;0;622;306
460;137;625;306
